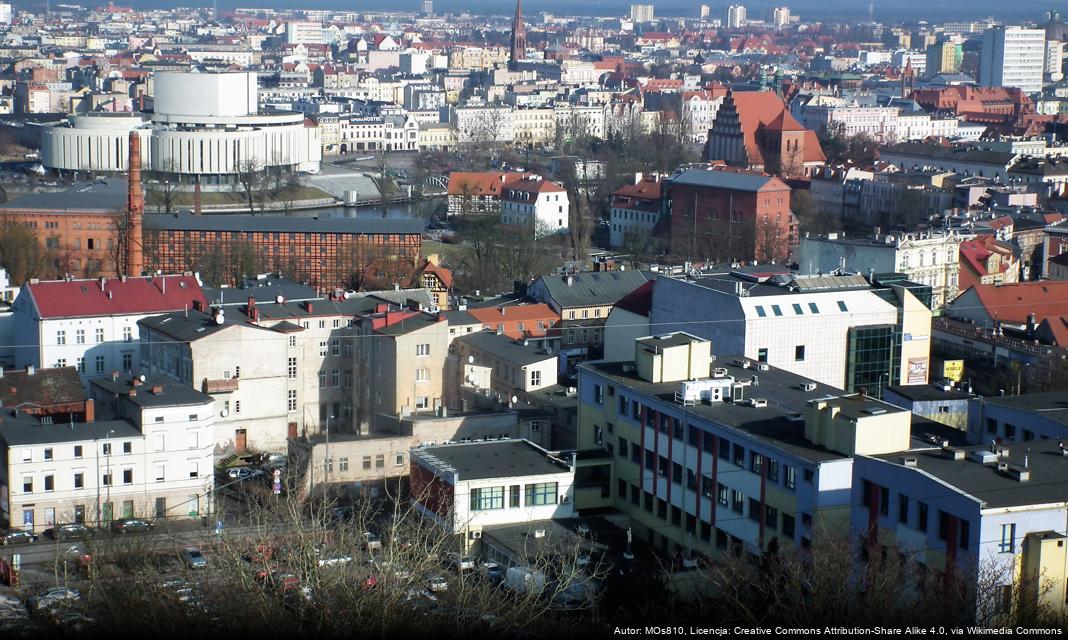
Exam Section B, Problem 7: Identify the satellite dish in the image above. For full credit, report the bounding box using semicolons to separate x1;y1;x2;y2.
510;395;518;404
214;314;225;325
276;295;284;304
467;355;475;364
139;374;146;382
220;409;229;417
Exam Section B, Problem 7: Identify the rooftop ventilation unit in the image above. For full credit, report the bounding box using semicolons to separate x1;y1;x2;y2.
747;398;768;408
941;447;965;461
970;449;997;464
900;456;918;467
801;382;817;392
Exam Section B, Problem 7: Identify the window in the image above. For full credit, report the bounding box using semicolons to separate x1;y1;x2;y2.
792;303;803;315
918;502;928;531
733;443;745;467
57;358;66;367
375;455;384;469
750;452;763;475
719;438;730;461
76;329;85;344
415;368;429;383
808;302;820;314
782;513;796;538
73;445;82;459
339;457;349;472
771;305;783;316
530;370;541;387
731;489;744;513
102;443;112;455
767;459;779;482
289;335;296;348
95;328;104;343
899;494;909;524
102;472;112;487
362;456;372;470
319;341;328;357
765;505;778;530
155;464;165;482
525;482;558;506
95;356;105;373
331;339;340;357
123;441;132;454
755;306;767;318
122;353;132;370
288;390;297;411
509;485;521;508
784;465;796;489
77;357;85;373
74;472;84;489
470;486;505;510
188;460;198;479
44;474;54;492
748;498;761;522
123;327;132;342
672;462;683;485
288;357;297;379
56;330;66;345
123;469;133;485
1000;523;1016;553
22;476;32;493
331;369;340;388
594;384;604;405
416;343;430;357
795;345;805;361
837;300;848;312
44;448;53;461
757;348;768;362
717;483;728;506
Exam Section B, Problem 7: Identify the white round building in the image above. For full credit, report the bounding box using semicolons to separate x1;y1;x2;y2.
40;71;322;183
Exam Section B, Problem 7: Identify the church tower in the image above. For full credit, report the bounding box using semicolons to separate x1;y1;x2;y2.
509;0;527;71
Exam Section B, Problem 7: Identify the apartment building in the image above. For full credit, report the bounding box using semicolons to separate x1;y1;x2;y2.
647;272;933;393
452;330;558;401
11;275;207;389
353;308;480;431
528;269;656;370
575;332;913;558
966;391;1068;445
980;26;1045;95
799;231;966;308
0;401;214;532
500;177;570;237
609;174;663;248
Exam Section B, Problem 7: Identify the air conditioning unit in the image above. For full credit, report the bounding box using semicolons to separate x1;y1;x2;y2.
757;363;770;371
471;531;482;539
802;382;817;392
748;398;768;408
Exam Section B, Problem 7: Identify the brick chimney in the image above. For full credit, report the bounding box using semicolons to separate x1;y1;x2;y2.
84;398;95;423
126;131;144;277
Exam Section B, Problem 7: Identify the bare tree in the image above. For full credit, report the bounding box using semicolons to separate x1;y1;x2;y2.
236;157;267;214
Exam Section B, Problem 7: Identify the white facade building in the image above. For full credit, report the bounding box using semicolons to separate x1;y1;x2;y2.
411;439;576;546
727;4;747;28
980;26;1045;95
40;72;323;180
286;21;326;45
500;178;570;237
772;7;791;28
629;4;655;22
11;275;207;390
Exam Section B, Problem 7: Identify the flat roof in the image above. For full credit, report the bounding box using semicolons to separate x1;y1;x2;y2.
580;357;857;464
876;438;1068;509
0;180;127;212
414;439;570;481
885;384;975;403
980;391;1068;428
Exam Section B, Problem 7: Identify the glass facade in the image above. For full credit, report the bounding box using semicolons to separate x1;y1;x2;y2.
846;324;896;396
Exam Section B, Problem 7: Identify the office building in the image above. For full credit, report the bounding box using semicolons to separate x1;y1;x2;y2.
699;4;710;20
727;5;747;28
420;0;433;16
646;272;932;393
772;7;790;29
980;26;1045;94
630;4;655;22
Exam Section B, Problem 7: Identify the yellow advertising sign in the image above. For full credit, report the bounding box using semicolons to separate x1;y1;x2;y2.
943;360;964;382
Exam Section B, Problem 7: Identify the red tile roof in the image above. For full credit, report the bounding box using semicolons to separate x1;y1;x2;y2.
26;275;206;319
447;172;528;197
968;281;1068;325
728;91;826;166
503;178;566;196
1037;316;1068;347
466;303;559;339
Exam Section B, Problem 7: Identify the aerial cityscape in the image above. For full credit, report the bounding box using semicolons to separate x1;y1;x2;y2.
0;0;1066;636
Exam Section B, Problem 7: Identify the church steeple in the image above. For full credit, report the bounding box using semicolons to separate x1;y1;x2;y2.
509;0;527;71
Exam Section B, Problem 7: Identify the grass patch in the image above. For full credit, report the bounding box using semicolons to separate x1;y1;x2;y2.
149;185;335;208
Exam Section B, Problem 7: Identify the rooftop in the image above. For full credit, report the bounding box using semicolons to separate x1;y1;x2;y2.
580;357;853;463
0;180;127;212
0;411;139;447
90;375;213;409
668;167;787;193
884;383;975;403
413;438;571;481
455;330;557;367
143;213;425;235
876;438;1068;509
980;391;1068;428
533;270;656;309
24;275;206;319
0;367;85;409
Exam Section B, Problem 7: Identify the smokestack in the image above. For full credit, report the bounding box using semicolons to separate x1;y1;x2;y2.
126;131;144;278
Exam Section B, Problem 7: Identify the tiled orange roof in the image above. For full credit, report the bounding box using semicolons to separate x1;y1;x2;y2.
446;172;528;197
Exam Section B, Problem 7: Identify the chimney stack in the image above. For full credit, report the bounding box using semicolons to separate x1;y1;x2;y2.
84;398;95;423
193;178;202;215
126;131;144;278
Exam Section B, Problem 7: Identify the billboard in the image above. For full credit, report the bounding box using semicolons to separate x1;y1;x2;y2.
907;358;929;384
942;360;964;382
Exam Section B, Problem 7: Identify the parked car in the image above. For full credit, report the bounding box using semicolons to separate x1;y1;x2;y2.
480;561;504;583
226;466;263;480
446;553;476;572
25;587;80;612
179;546;208;569
0;529;37;545
111;517;153;534
42;523;92;541
426;574;448;593
363;531;382;551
